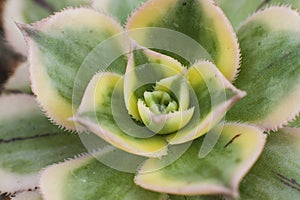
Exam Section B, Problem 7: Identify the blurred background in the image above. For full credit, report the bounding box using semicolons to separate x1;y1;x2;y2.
0;0;24;92
0;1;24;199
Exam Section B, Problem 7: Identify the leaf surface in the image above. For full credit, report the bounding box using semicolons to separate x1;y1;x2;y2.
22;8;125;129
0;95;87;194
74;72;168;157
135;123;266;198
227;7;300;130
40;154;167;200
126;0;240;81
239;128;300;199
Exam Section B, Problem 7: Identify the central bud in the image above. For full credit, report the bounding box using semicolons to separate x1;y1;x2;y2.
136;75;195;135
144;90;178;114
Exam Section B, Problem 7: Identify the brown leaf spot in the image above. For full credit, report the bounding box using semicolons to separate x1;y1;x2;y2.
224;134;241;148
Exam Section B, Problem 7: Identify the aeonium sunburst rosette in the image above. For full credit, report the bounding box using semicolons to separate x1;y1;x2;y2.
4;0;300;199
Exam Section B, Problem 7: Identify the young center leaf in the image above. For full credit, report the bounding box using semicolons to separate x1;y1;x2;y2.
73;72;168;158
166;61;246;144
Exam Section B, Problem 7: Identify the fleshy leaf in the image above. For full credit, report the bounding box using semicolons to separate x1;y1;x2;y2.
227;7;300;130
124;45;183;121
167;61;246;144
74;72;168;157
4;62;31;93
40;154;167;200
2;0;90;55
135;123;266;197
239;128;300;199
264;0;300;10
213;1;300;31
214;0;263;30
21;8;125;129
0;94;87;194
92;0;146;24
288;115;300;128
45;0;91;11
126;0;240;81
137;99;195;134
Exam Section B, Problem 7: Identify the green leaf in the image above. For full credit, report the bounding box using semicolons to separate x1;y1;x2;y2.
74;72;168;157
239;128;300;199
214;0;263;30
92;0;146;24
126;0;240;81
135;123;266;198
21;8;125;130
3;0;90;55
40;154;167;200
227;7;300;130
288;115;300;128
0;94;87;194
45;0;91;12
166;61;246;144
263;0;300;10
137;98;195;135
124;45;183;121
215;0;300;31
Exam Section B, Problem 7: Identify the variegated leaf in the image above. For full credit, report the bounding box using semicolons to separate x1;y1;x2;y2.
92;0;146;24
0;94;87;194
3;0;90;55
126;0;240;81
135;123;266;198
21;8;126;129
74;72;168;157
166;61;245;144
40;154;167;200
239;128;300;199
214;0;263;30
227;7;300;130
264;0;300;10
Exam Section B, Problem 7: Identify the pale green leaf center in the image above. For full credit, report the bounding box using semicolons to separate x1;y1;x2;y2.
136;74;194;135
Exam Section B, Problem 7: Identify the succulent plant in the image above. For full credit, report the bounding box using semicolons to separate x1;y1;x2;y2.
1;0;300;199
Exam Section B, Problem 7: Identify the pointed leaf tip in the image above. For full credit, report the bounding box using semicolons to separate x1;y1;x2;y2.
26;8;125;130
17;23;40;39
76;72;168;157
0;94;87;194
135;123;266;197
228;6;300;130
126;0;240;81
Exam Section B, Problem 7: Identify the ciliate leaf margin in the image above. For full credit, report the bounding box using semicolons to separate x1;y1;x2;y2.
135;122;266;198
